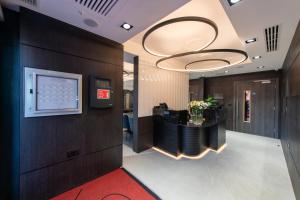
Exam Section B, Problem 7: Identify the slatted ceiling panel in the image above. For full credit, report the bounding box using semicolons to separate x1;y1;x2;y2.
265;25;279;52
75;0;119;16
20;0;37;7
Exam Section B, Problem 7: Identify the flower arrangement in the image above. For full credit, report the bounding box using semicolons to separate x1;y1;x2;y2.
188;97;218;125
189;100;209;115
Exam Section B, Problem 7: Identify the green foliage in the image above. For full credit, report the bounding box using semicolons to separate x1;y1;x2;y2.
188;97;218;116
205;96;218;108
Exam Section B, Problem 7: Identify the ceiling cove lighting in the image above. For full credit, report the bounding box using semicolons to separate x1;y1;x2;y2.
252;55;262;60
121;23;133;31
228;0;242;6
142;16;218;57
245;38;257;44
185;59;230;70
156;49;248;72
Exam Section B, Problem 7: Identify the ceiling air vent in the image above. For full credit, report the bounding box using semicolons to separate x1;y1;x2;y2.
75;0;119;16
20;0;38;7
265;25;279;52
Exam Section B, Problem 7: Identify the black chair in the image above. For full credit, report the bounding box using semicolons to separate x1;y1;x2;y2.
123;115;133;141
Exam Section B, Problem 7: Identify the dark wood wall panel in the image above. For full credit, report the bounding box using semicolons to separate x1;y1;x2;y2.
287;54;300;96
137;116;154;153
19;8;122;66
20;41;123;173
20;146;121;200
1;7;123;200
204;71;281;130
102;145;123;175
0;8;20;200
20;45;123;174
281;20;300;200
189;78;204;100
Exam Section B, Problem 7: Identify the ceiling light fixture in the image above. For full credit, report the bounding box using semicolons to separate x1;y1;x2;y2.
252;55;262;60
185;59;230;70
228;0;242;6
123;71;129;77
257;66;265;69
225;70;229;73
156;49;248;72
142;16;218;57
245;38;257;44
121;23;133;31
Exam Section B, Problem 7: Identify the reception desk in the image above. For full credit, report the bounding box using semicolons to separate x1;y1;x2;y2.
153;107;226;158
181;120;225;156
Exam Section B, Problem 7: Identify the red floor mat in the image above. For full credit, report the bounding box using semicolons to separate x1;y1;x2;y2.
51;168;157;200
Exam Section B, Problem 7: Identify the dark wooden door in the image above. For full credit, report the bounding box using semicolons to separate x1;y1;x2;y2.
189;78;204;100
234;79;278;138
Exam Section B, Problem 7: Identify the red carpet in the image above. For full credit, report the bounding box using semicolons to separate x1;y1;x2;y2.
51;168;158;200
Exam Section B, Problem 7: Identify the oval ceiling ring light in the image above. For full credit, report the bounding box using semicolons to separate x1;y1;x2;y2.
184;59;230;70
156;49;248;72
123;71;129;77
142;16;218;57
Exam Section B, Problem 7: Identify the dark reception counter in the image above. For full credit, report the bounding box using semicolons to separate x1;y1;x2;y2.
153;107;226;158
180;120;225;156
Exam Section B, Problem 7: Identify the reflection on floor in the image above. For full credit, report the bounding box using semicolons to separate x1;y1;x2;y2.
123;131;136;157
123;143;137;157
123;131;155;157
123;131;295;200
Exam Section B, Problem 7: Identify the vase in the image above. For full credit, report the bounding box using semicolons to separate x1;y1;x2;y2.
191;111;204;125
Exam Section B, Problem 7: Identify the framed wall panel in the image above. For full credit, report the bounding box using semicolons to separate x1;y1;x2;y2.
24;67;82;117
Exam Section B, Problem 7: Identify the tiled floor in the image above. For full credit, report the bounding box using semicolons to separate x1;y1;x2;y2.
123;131;295;200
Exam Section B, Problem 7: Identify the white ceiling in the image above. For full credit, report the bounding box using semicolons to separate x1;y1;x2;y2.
124;0;251;73
2;0;300;78
190;0;300;78
124;0;300;78
0;0;189;43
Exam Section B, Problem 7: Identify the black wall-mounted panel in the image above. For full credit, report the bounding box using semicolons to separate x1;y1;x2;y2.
89;76;114;108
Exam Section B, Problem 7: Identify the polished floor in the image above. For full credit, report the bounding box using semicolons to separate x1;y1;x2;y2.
123;131;295;200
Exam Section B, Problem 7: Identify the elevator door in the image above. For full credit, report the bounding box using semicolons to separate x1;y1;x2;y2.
234;79;277;138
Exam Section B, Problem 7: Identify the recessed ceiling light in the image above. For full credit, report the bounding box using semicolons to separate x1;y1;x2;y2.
245;38;257;44
121;23;133;31
252;56;262;60
228;0;242;6
225;70;229;73
257;66;265;69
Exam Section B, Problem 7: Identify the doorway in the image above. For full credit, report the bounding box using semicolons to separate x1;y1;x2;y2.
123;52;139;156
234;79;279;138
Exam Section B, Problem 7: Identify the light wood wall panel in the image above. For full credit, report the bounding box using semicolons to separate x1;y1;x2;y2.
138;63;189;117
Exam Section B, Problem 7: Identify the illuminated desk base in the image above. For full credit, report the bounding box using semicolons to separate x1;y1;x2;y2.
152;144;227;160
